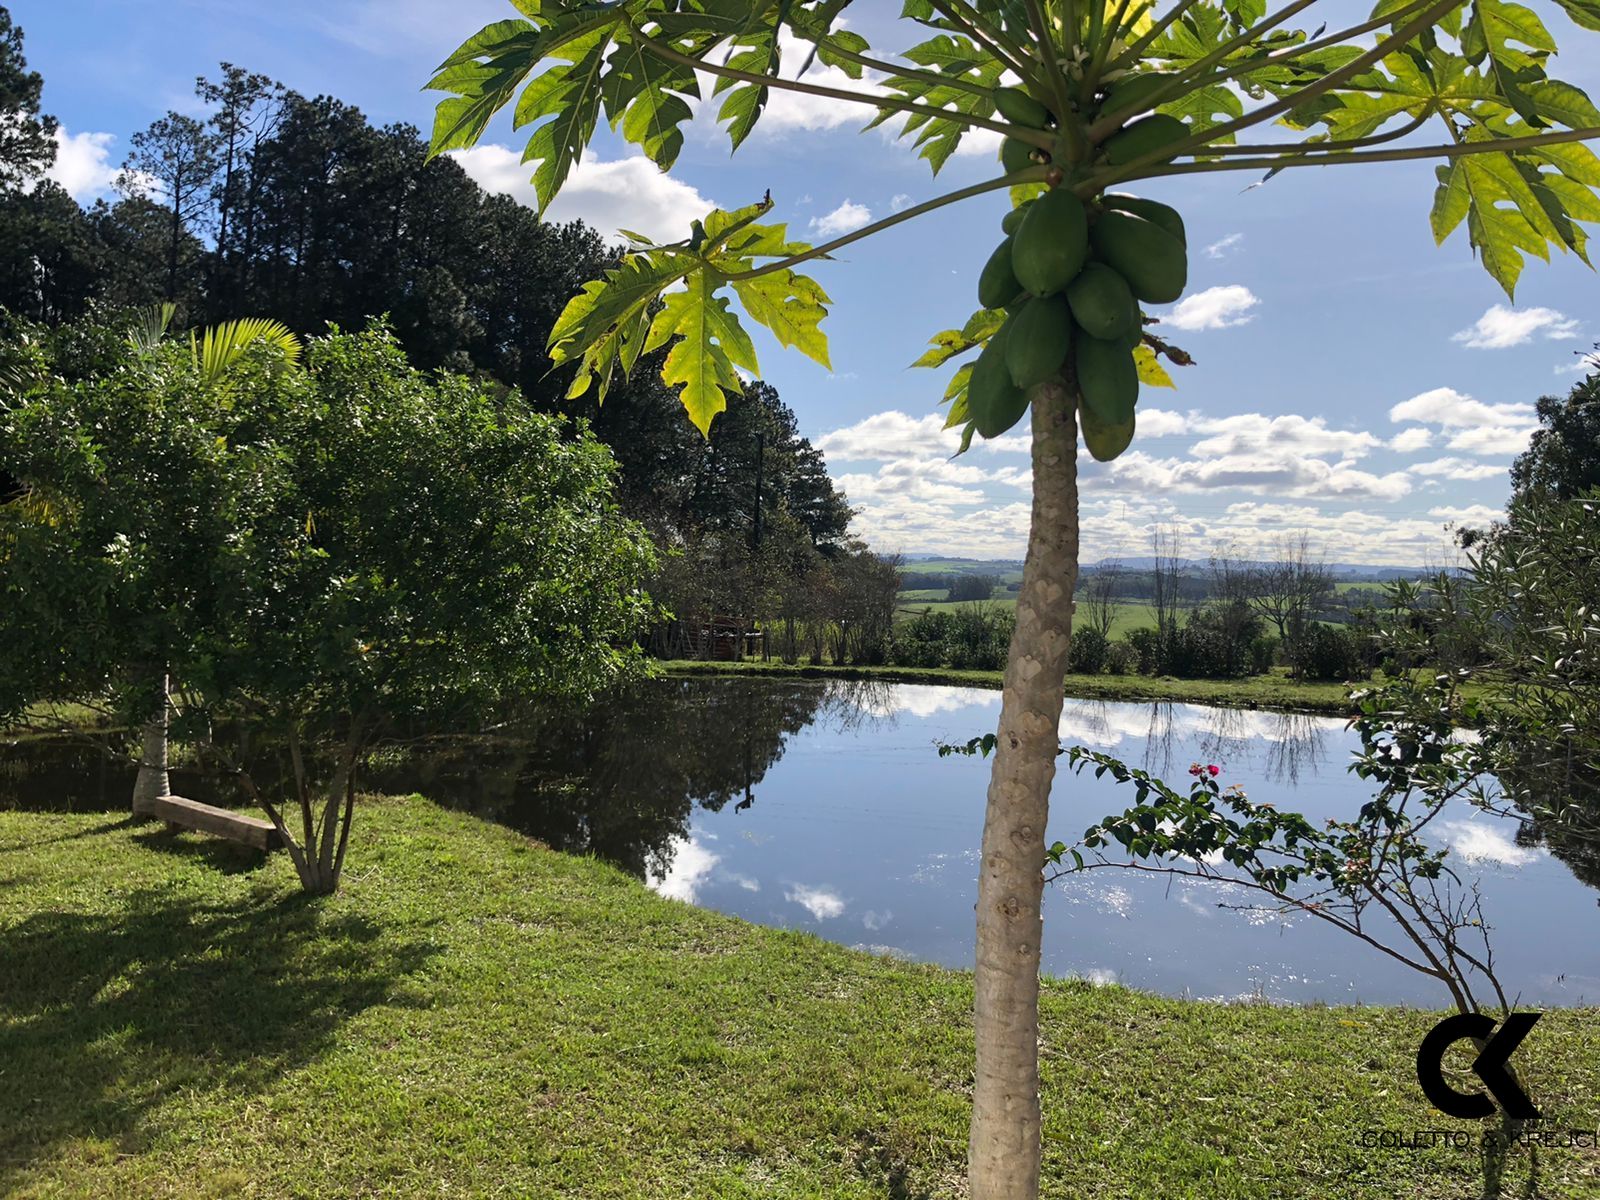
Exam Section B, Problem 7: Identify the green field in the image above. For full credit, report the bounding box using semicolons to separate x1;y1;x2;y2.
896;594;1167;639
2;796;1593;1199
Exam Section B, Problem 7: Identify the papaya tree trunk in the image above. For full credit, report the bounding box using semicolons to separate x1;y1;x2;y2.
131;670;172;810
969;379;1079;1200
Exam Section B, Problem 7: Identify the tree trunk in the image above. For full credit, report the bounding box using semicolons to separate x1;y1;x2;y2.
969;380;1080;1200
131;671;172;810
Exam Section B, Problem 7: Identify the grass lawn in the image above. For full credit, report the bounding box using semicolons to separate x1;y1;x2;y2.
1;797;1595;1198
664;659;1371;715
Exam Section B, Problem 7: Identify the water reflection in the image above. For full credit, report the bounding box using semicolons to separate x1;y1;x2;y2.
5;678;1597;1004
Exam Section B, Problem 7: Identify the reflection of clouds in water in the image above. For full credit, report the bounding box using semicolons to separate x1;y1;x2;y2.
1439;820;1540;867
652;837;718;903
786;883;847;920
726;873;760;892
1076;967;1120;986
860;684;1003;720
1177;888;1215;918
862;908;892;931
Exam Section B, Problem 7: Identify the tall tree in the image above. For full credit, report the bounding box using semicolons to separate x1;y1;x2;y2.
427;4;1600;1197
120;113;221;300
1248;531;1334;646
195;64;282;318
1510;358;1600;501
0;7;55;190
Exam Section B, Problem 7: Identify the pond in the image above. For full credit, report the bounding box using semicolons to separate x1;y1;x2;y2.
5;677;1597;1006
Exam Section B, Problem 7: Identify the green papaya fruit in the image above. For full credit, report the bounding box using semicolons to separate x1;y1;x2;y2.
1099;72;1174;120
1088;210;1187;303
1075;334;1139;427
994;86;1052;129
1065;263;1139;342
977;236;1022;310
1100;193;1186;246
968;323;1029;439
1001;137;1039;175
1001;200;1033;235
1012;188;1088;297
1117;320;1146;352
1102;113;1189;165
1080;401;1136;462
1005;295;1073;390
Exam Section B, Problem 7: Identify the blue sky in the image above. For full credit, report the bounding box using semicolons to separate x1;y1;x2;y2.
19;0;1600;564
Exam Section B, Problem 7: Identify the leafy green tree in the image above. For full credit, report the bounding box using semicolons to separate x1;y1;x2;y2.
2;321;654;895
0;7;55;190
1510;357;1600;501
427;3;1600;1194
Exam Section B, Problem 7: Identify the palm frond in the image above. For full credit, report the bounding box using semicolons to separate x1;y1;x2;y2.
191;319;303;386
126;303;177;358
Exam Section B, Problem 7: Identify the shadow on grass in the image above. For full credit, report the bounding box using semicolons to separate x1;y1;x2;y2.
129;823;274;876
0;884;438;1186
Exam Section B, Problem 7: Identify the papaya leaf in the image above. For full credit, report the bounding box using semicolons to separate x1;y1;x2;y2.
911;308;1005;368
647;272;760;435
1134;344;1175;388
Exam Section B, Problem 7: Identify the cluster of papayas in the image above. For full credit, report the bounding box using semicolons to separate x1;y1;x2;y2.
969;186;1186;462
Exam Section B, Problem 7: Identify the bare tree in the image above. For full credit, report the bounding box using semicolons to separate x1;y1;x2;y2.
1080;557;1123;639
1248;531;1333;646
1150;525;1185;638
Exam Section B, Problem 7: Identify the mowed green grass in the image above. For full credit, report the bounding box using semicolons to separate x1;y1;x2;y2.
1;796;1595;1199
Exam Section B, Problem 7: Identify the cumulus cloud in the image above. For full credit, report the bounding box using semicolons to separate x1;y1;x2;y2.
1159;285;1260;331
890;193;913;213
1389;386;1538;456
810;199;872;237
1203;233;1243;259
815;411;960;462
1099;449;1412;503
1188;414;1379;460
786;884;846;920
1408;457;1510;481
1389;427;1433;453
1452;304;1580;349
448;145;713;243
1430;504;1504;525
45;128;120;201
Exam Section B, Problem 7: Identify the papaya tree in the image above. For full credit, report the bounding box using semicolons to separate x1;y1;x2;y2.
424;3;1600;1196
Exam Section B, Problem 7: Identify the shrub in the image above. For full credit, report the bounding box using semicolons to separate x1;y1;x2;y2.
1249;635;1279;676
1123;628;1160;674
1292;624;1371;682
1067;627;1109;675
1103;640;1139;676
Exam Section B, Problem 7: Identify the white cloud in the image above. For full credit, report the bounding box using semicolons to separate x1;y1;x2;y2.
810;199;872;237
1389;427;1433;453
1408;457;1509;481
890;193;913;213
448;145;713;243
1430;504;1504;525
1203;233;1243;259
1446;426;1536;456
815;411;958;462
1159;285;1260;331
1389;386;1532;428
1437;820;1538;867
1389;386;1538;456
1188;414;1379;461
1136;408;1193;437
1100;449;1412;503
786;884;846;920
1452;304;1580;349
652;838;719;904
45;128;120;201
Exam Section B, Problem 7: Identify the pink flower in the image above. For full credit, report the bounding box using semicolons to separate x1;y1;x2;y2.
1207;764;1221;777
